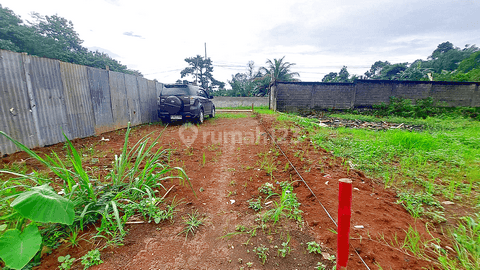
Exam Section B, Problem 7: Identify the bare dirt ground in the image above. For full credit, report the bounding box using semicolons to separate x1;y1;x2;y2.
1;113;451;269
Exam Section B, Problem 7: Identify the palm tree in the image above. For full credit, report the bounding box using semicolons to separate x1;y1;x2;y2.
254;56;300;96
259;56;300;83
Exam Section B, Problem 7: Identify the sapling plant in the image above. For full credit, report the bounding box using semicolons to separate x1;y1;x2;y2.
80;249;103;269
263;182;303;224
58;255;75;270
180;210;204;239
202;152;206;166
258;182;276;196
248;197;263;212
307;241;322;254
253;245;269;265
276;234;291;257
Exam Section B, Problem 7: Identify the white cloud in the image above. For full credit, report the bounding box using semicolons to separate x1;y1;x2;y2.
2;0;479;85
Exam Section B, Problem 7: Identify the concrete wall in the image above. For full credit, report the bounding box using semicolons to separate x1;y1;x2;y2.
276;82;355;113
274;80;480;113
213;96;268;108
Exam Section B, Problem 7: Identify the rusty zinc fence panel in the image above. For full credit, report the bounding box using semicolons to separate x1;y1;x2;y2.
124;74;142;126
60;62;95;139
25;55;71;147
147;80;160;123
109;71;129;129
0;50;40;155
154;82;163;121
137;77;151;123
87;67;114;134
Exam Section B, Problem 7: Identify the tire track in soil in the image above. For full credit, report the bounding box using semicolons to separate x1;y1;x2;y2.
6;114;446;269
98;117;265;270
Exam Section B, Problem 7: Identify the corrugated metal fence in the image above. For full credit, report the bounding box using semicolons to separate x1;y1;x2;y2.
0;49;162;156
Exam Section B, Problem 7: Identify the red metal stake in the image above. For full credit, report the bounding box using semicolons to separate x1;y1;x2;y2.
337;178;353;269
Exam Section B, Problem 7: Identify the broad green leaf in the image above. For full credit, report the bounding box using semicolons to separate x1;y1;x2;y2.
0;224;42;269
11;184;74;225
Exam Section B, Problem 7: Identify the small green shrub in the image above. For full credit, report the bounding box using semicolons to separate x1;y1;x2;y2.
58;255;75;270
247;197;263;212
253;245;269;264
80;249;103;269
307;241;322;254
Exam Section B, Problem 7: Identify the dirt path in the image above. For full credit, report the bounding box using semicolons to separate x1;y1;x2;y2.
1;114;450;269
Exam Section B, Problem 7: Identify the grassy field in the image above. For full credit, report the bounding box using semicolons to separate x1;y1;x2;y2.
1;104;478;269
274;111;480;269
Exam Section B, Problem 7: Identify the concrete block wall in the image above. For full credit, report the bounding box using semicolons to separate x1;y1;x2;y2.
430;82;477;107
274;80;480;113
392;81;431;102
354;80;393;107
276;82;315;113
472;84;480;107
311;83;355;109
276;82;354;113
212;96;268;108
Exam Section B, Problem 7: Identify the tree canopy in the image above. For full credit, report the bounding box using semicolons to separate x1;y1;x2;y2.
355;42;480;82
0;4;141;76
322;66;357;82
259;56;300;83
215;58;300;97
180;55;225;90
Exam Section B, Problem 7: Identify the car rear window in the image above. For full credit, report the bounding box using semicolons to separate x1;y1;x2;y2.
162;85;192;96
162;85;196;96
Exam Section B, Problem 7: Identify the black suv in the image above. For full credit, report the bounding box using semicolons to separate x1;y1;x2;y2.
158;84;215;124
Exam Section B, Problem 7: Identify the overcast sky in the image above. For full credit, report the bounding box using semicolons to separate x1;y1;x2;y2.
2;0;479;87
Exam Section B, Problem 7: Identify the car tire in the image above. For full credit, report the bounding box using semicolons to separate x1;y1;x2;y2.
196;109;204;124
161;117;170;124
209;106;215;118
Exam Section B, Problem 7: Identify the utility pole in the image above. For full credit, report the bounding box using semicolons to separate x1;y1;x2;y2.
195;57;198;85
204;42;208;91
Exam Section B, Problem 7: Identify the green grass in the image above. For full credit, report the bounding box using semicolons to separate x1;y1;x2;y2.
304;115;480;203
276;111;480;268
0;124;193;268
217;105;269;110
215;113;249;119
215;105;275;115
446;214;480;270
256;108;276;115
179;210;204;239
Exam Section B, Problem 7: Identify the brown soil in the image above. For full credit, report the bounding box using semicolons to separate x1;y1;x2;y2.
0;113;451;270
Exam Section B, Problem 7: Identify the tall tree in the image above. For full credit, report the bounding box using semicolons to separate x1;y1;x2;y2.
227;61;263;96
364;61;391;79
322;66;354;82
397;61;432;81
423;42;479;73
0;4;39;53
255;56;299;95
321;72;338;82
428;41;455;60
180;55;225;90
28;13;85;53
0;5;141;76
378;63;408;80
259;56;300;83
